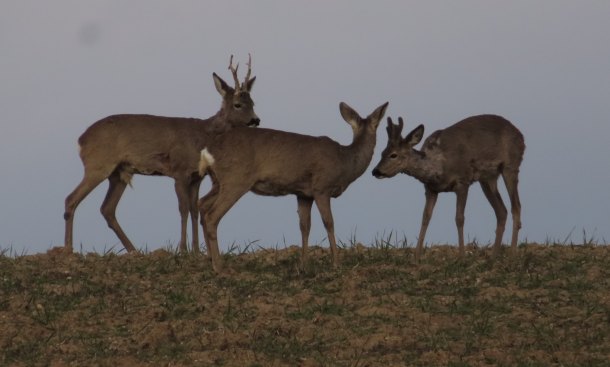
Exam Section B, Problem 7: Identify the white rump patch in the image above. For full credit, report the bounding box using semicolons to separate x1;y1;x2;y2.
201;148;215;165
199;148;215;175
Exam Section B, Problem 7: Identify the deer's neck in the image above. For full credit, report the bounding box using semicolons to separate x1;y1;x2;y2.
206;111;232;133
344;131;377;177
185;111;234;151
404;150;445;184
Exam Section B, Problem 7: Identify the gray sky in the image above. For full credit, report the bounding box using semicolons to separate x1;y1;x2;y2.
2;1;609;254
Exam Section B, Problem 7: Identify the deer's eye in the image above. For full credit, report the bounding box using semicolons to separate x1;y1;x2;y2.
390;153;398;159
233;103;242;109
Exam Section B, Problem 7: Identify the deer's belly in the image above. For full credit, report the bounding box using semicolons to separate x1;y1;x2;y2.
252;181;306;197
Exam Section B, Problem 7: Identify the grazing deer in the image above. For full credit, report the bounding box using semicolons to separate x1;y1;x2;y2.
372;115;525;260
64;55;259;254
197;102;389;270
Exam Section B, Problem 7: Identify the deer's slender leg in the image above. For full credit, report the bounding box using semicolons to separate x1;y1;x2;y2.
199;182;250;272
64;169;110;252
198;180;219;258
100;171;136;253
416;188;438;262
188;178;203;253
199;186;221;269
502;168;521;253
479;177;507;256
455;186;470;256
314;195;338;267
296;196;314;265
174;179;191;253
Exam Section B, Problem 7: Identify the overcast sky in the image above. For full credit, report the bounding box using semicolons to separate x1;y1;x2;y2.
2;1;609;255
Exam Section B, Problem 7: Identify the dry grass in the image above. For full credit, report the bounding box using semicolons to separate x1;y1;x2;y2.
1;243;609;366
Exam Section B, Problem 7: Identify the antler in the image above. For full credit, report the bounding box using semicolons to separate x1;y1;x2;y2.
243;53;252;87
228;54;241;93
386;117;405;143
227;54;254;94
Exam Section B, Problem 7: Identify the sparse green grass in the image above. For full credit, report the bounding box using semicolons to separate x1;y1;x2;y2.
0;243;609;366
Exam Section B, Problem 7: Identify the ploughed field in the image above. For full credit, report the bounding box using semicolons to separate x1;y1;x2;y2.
1;243;609;366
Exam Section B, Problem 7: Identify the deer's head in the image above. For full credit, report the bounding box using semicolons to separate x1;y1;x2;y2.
372;117;424;178
213;54;260;128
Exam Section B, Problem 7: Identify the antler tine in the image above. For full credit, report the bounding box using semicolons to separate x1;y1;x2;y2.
228;54;241;92
386;117;396;139
397;117;405;134
243;53;252;86
386;117;393;127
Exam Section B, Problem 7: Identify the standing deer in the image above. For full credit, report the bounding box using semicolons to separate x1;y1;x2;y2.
197;102;388;270
64;55;259;254
372;115;525;260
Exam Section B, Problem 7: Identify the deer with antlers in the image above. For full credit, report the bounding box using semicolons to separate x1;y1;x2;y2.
64;55;258;254
372;115;525;260
197;102;388;271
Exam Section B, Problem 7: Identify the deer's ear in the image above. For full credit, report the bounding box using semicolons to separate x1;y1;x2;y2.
339;102;361;128
244;76;256;92
367;102;389;128
213;73;233;97
404;124;424;147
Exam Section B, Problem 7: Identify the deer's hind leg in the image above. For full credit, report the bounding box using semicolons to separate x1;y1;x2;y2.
502;168;522;253
199;181;250;272
64;165;115;252
479;177;507;256
101;170;136;253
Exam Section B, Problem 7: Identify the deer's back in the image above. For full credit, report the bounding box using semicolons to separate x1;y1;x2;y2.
78;114;212;175
79;114;208;148
211;127;355;197
215;127;342;169
423;114;524;184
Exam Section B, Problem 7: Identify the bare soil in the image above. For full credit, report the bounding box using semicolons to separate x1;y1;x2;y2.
1;243;609;366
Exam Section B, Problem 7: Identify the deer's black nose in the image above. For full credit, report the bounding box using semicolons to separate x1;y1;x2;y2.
372;168;387;178
248;118;260;127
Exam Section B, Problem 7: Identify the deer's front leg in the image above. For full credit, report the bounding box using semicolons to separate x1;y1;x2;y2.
416;188;438;262
175;179;191;253
189;178;203;253
297;196;314;266
455;186;470;257
314;195;338;267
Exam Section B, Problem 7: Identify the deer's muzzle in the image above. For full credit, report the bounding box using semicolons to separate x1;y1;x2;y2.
372;168;386;178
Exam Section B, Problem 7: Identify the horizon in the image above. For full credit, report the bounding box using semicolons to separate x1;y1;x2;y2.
2;1;609;254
